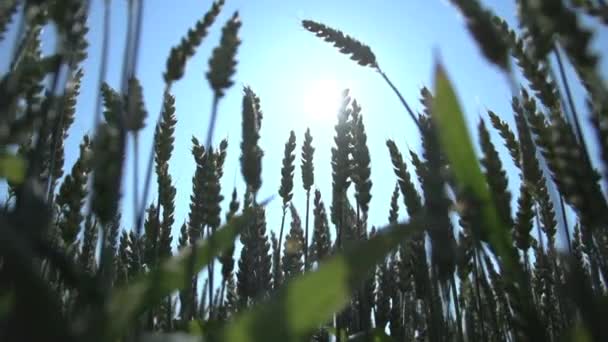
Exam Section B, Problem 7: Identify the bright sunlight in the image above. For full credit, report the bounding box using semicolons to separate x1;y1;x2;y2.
302;78;343;122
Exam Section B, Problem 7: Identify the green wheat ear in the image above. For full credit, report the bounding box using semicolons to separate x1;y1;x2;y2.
278;131;296;206
240;86;264;195
207;12;242;98
448;0;510;71
0;1;19;42
302;20;377;68
124;77;147;132
91;123;124;225
301;128;315;191
164;0;225;83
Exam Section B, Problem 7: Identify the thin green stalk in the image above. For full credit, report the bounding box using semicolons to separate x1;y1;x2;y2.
335;194;345;342
277;205;287;269
377;68;421;131
559;196;572;253
205;95;220;150
208;224;214;318
553;47;590;157
451;275;464;342
94;0;112;128
473;247;487;342
304;189;310;271
136;83;172;238
133;134;140;236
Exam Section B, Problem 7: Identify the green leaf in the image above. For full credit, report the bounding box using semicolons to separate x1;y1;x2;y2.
213;219;423;341
431;61;515;269
0;152;26;184
106;209;256;338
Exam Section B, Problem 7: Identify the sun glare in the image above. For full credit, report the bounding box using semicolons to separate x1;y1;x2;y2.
302;78;343;122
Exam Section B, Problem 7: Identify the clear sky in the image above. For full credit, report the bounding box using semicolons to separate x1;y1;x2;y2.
2;0;607;251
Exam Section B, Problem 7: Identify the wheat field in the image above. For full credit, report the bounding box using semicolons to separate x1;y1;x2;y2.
1;0;608;341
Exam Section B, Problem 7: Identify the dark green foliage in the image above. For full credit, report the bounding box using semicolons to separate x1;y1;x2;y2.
513;184;534;251
124;77;147;132
479;119;512;226
50;68;83;189
301;128;315;191
155;92;177;259
331;90;353;248
301;128;315;270
271;231;283;289
311;189;331;264
240;86;264;195
374;259;395;330
220;189;240;282
187;138;206;244
201;148;224;231
279;131;296;206
523;90;608;229
91;123;124;225
282;205;305;279
301;20;377;67
488;110;521;169
0;1;18;41
352;114;372;215
386;139;422;217
492;16;559;109
207;12;241;98
448;0;510;70
48;0;89;66
80;215;98;275
164;0;225;83
388;184;399;224
3;2;608;341
56;135;91;245
418;114;456;283
143;204;160;266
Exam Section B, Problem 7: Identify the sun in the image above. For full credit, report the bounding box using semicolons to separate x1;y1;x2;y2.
302;78;343;122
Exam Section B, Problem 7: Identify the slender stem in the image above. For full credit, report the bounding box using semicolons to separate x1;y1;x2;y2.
473;248;487;342
133;134;140;235
377;68;421;131
46;100;64;203
205;95;220;150
559;196;572;253
27;60;65;181
451;275;464;342
136;84;171;236
207;225;214;318
218;278;226;315
277;205;287;268
130;0;145;76
94;0;112;129
119;0;135;96
304;189;310;271
335;194;345;341
553;47;590;156
205;97;222;313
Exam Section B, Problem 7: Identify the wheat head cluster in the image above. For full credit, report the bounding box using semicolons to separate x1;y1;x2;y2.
1;0;608;341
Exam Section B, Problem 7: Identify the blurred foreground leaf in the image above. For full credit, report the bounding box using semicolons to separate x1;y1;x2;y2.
431;61;514;266
214;219;423;341
106;208;257;338
0;152;25;184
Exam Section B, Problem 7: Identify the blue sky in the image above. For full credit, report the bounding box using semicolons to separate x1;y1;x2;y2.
2;0;607;252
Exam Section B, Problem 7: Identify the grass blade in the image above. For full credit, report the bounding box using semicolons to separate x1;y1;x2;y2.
106;210;255;338
431;61;514;264
214;218;424;341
